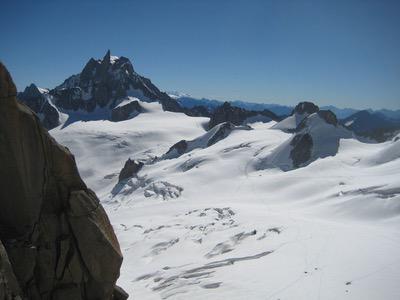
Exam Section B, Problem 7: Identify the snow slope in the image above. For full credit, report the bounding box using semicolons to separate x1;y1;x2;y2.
50;102;400;300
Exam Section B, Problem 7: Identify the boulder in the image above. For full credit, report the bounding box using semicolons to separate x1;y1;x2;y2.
0;63;127;299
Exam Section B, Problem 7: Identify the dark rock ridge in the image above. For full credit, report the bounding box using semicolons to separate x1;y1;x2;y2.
208;102;279;129
53;50;174;111
18;84;61;130
341;110;400;142
164;122;252;159
165;140;188;158
111;99;143;122
0;63;127;299
20;50;184;125
119;159;144;182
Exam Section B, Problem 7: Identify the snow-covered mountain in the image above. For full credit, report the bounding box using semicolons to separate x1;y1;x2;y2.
262;109;353;170
46;95;400;300
18;51;182;129
13;52;400;299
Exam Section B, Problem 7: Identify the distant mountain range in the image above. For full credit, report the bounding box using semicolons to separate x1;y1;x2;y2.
169;92;400;121
16;51;400;142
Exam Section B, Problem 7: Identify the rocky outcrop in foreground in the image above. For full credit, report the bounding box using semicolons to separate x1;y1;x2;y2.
0;63;127;299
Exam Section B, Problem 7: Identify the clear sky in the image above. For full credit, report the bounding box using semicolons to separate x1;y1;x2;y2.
1;0;399;109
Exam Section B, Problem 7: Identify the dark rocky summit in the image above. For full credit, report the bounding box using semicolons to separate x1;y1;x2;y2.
20;50;183;124
53;50;174;112
18;84;60;130
0;63;127;299
119;159;144;182
208;102;279;129
292;101;319;115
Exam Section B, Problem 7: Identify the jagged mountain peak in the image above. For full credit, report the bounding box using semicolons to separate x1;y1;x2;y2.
18;52;185;128
103;49;111;62
22;83;42;97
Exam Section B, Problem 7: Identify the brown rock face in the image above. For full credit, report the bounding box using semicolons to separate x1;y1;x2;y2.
0;63;127;299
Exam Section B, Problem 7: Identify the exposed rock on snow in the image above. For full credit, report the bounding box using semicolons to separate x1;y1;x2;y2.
258;109;353;170
119;158;144;182
271;101;320;132
111;97;143;121
164;122;252;159
289;133;313;168
208;102;279;129
0;63;127;300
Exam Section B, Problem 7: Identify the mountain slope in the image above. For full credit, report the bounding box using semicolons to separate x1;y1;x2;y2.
46;95;400;299
259;110;353;170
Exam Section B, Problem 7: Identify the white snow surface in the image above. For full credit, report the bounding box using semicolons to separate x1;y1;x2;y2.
50;102;400;300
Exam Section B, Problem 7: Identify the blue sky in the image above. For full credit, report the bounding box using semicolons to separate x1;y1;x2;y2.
1;0;399;109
